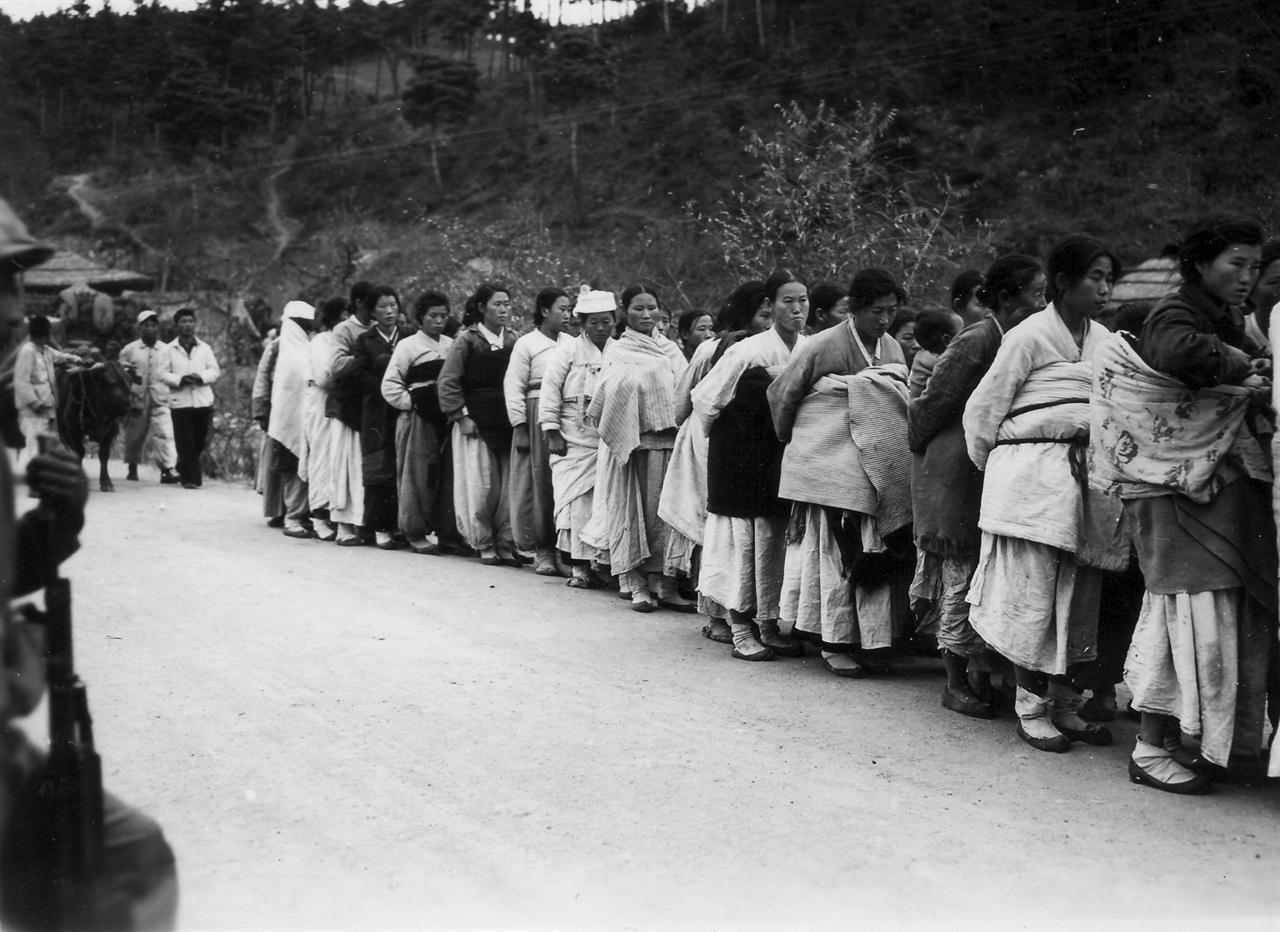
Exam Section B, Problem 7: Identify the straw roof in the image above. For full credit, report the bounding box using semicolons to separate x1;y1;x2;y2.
22;250;154;294
1111;256;1180;307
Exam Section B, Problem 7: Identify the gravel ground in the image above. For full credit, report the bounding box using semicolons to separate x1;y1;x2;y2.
17;470;1280;931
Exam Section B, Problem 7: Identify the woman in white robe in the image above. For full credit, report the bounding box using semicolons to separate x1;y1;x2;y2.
267;301;315;539
963;236;1127;754
580;285;693;612
540;287;616;588
301;297;347;541
505;288;572;575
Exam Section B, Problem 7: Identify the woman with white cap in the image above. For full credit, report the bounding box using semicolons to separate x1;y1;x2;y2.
505;288;573;576
267;300;316;538
540;286;616;588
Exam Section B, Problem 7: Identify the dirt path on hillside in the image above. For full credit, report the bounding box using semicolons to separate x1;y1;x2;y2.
19;473;1280;931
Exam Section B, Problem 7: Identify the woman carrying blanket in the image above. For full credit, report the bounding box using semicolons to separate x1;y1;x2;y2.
1098;214;1275;794
963;236;1128;753
693;269;809;661
438;282;519;566
381;292;461;555
580;284;692;612
540;287;617;588
909;255;1046;718
768;269;914;678
506;288;572;576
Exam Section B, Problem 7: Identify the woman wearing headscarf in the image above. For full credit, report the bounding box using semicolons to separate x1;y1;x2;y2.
1093;215;1274;792
581;284;692;612
353;285;410;550
267;300;316;539
964;235;1127;753
506;288;572;576
438;282;519;565
540;286;617;588
909;255;1046;718
381;292;460;555
769;269;914;678
301;297;347;542
693;269;809;660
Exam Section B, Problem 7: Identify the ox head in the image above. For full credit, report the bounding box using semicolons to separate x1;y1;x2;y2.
93;362;134;420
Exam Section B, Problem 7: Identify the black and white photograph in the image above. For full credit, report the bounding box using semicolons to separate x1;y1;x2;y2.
0;0;1277;928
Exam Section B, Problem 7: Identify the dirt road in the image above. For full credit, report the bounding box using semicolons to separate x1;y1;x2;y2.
19;473;1280;930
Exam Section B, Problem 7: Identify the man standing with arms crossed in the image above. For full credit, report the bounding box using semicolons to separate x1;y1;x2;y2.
167;308;220;489
119;309;180;485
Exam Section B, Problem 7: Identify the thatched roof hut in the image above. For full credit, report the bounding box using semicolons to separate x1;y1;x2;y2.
22;250;154;294
1111;257;1180;309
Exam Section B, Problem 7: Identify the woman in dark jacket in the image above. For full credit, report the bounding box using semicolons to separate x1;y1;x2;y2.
909;254;1046;719
353;284;410;550
437;282;519;566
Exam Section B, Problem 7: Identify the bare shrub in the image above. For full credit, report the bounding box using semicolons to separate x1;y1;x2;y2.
701;101;995;305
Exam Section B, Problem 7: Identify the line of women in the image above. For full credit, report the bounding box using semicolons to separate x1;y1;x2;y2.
257;214;1280;795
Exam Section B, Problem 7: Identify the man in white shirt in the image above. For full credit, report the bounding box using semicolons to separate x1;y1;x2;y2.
119;309;179;484
167;307;221;488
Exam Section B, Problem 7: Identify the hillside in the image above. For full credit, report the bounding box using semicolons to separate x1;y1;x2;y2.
1;0;1276;314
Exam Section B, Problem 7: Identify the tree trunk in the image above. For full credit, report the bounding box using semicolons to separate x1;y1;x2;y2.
662;0;670;33
755;0;765;49
430;134;443;189
569;119;579;180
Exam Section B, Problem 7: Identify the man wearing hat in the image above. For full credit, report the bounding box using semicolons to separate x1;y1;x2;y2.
119;309;180;484
0;196;179;928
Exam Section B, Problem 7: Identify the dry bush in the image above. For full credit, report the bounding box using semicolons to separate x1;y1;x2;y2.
701;101;995;306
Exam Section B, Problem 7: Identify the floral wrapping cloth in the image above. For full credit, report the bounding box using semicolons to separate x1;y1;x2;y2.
1089;331;1271;504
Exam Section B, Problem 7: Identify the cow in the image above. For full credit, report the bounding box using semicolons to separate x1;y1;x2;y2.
57;360;133;491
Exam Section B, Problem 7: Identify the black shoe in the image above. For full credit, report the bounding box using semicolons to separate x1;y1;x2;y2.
1057;721;1113;746
941;685;996;720
160;471;180;485
1016;723;1071;753
127;465;139;481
